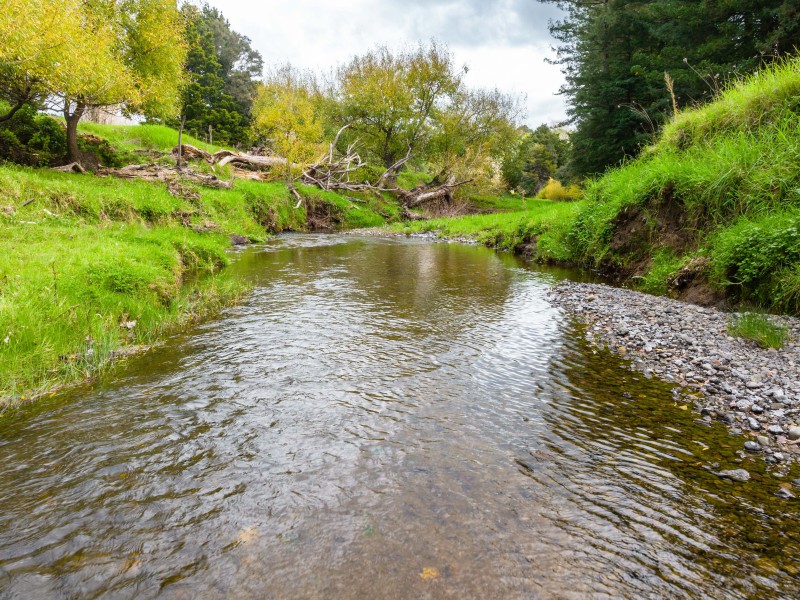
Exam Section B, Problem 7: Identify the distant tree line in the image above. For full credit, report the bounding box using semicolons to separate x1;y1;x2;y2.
541;0;800;179
0;2;567;196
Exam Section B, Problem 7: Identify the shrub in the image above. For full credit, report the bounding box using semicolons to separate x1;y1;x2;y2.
536;178;582;202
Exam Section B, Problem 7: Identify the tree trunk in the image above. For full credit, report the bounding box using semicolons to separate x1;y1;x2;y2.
64;101;86;164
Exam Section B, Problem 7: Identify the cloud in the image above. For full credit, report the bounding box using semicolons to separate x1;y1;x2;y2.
203;0;567;125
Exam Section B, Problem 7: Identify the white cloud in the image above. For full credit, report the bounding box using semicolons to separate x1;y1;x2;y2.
203;0;567;125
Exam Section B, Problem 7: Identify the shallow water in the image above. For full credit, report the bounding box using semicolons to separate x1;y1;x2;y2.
0;235;798;599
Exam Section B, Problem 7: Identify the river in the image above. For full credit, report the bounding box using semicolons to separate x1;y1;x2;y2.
0;234;797;599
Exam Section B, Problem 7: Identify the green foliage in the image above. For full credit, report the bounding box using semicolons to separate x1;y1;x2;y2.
502;125;569;194
174;3;261;147
728;313;790;349
0;104;66;165
638;250;686;296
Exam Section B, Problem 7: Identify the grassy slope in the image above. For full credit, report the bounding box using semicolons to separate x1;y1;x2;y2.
394;199;584;256
567;58;800;311
0;126;396;402
398;58;800;314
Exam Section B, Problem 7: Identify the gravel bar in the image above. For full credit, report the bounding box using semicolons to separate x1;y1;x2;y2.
549;281;800;465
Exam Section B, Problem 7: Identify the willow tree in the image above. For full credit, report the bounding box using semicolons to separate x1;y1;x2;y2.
335;42;464;180
251;66;326;178
0;0;187;163
0;0;83;122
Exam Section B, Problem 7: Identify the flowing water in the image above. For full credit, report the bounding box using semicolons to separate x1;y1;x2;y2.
0;235;798;599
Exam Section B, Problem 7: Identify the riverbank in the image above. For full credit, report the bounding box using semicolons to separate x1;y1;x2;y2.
0;164;394;407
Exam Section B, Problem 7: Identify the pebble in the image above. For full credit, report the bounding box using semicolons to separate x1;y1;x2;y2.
776;488;796;499
715;469;751;482
549;281;800;465
756;435;770;446
744;441;762;453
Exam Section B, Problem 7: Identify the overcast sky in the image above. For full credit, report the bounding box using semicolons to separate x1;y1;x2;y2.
203;0;568;127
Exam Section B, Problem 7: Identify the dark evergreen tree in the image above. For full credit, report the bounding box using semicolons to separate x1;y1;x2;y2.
174;4;263;147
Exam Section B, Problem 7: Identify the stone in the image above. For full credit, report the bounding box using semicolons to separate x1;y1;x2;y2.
716;469;750;482
767;424;784;435
757;435;770;446
746;381;762;389
748;417;762;431
744;441;762;453
751;404;764;414
788;427;800;441
736;399;752;412
776;488;796;500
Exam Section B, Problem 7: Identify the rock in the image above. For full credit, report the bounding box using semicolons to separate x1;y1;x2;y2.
788;427;800;441
746;381;762;389
776;488;795;499
773;452;784;462
767;424;784;435
751;404;764;414
736;399;752;412
716;469;751;482
791;479;800;488
748;417;762;431
229;234;250;246
757;435;770;446
744;441;762;453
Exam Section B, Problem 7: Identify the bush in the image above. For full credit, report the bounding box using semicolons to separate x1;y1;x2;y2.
536;179;582;202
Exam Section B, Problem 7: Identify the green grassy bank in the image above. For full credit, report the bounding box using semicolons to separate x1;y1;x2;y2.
0;163;392;405
397;58;800;315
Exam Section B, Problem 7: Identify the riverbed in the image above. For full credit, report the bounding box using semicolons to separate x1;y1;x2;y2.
0;235;797;599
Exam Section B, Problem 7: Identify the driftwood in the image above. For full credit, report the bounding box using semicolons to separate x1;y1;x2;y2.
396;178;472;208
54;162;85;174
96;164;233;189
172;144;288;172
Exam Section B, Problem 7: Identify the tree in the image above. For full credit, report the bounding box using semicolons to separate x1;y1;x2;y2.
0;0;87;122
335;42;464;179
428;87;520;184
541;0;800;179
251;66;326;178
175;3;263;147
502;124;569;194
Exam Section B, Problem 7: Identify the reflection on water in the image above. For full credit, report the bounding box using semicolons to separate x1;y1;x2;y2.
0;235;797;599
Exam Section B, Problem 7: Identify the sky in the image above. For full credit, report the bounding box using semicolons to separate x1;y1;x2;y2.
203;0;568;127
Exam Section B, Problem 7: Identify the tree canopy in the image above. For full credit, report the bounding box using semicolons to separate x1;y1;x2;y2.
176;3;263;147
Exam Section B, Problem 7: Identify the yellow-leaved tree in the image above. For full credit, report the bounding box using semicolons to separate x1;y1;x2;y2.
0;0;187;162
251;66;327;179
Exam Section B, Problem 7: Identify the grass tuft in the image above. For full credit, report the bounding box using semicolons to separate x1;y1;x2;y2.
728;312;790;349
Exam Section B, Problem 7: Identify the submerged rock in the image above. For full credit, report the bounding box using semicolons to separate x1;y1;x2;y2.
715;469;751;482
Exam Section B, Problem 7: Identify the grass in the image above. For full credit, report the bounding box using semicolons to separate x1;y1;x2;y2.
0;160;396;405
728;313;790;349
79;122;227;155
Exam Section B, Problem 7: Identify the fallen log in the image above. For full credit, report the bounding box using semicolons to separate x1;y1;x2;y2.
396;179;472;208
96;164;233;189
